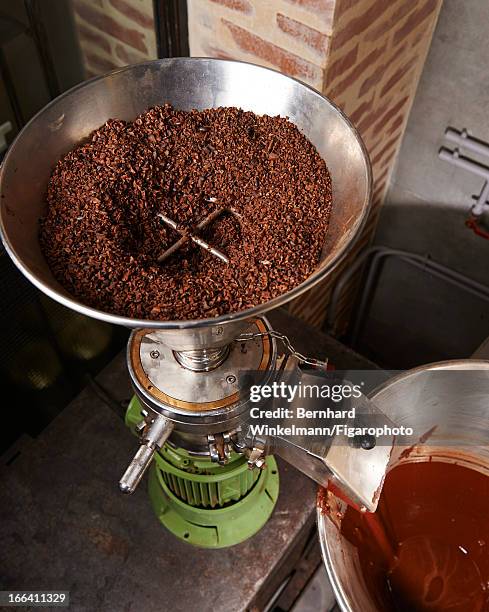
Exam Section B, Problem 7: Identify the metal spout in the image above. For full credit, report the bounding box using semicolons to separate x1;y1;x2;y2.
272;428;392;511
247;358;394;511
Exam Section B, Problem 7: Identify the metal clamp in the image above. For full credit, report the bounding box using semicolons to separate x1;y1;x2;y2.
233;430;270;470
244;445;267;470
234;330;328;369
207;432;232;465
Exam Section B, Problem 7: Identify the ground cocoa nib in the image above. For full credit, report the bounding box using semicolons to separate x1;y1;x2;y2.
40;105;333;320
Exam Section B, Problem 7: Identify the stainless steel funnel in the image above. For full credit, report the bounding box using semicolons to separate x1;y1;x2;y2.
0;58;371;350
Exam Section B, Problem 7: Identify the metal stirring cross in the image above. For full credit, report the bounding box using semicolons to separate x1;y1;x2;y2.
157;206;240;264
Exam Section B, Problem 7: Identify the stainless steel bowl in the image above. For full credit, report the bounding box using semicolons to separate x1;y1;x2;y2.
318;360;489;612
0;58;371;349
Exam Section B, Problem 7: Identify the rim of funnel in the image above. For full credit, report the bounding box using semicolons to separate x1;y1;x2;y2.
0;57;372;330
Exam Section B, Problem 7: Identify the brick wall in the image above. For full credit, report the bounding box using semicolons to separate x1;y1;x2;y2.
188;0;442;330
188;0;335;91
72;0;157;77
291;0;442;329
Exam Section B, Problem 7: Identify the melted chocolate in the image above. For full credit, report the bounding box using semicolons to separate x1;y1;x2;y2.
341;461;489;611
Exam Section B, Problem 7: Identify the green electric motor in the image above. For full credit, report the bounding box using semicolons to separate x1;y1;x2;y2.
126;397;279;548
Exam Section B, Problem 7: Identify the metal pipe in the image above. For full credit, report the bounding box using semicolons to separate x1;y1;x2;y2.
351;249;489;346
472;181;489;216
24;0;61;99
349;248;389;346
444;128;489;160
344;247;489;348
439;148;489;181
325;246;379;332
0;48;24;129
400;256;489;301
327;246;489;347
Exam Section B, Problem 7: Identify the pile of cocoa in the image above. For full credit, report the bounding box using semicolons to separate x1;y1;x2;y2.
40;105;333;320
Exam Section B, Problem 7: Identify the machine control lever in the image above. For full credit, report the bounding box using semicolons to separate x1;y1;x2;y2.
119;413;174;494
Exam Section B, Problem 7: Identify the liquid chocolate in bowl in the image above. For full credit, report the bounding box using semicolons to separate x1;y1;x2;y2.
340;460;489;612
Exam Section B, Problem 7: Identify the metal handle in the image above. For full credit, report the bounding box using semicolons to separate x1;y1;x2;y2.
119;414;174;494
119;444;157;494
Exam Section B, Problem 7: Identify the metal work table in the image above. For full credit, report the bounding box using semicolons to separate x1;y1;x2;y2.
0;309;374;612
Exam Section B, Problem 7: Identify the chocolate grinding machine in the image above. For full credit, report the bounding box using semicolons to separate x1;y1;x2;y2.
0;58;391;548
